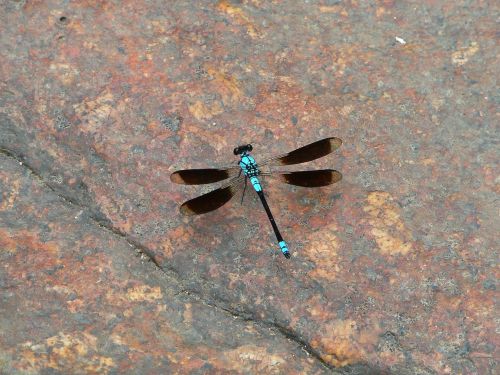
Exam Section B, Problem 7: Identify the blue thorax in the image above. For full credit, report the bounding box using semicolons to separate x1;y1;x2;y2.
239;152;262;192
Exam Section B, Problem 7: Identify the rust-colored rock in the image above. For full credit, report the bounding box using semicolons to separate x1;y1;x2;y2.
0;155;330;373
1;0;497;373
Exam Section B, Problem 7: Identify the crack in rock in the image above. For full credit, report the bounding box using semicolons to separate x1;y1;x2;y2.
0;146;339;372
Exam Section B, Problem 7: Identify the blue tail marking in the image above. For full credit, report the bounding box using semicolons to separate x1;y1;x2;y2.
279;240;290;258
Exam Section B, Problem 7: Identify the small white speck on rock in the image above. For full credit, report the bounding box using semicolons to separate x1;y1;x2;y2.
395;36;407;45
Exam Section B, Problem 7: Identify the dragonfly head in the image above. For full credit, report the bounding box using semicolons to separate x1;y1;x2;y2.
233;144;253;155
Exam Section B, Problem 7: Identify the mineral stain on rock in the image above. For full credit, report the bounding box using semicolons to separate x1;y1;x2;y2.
364;191;413;256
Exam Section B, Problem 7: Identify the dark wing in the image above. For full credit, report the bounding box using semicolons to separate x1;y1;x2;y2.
259;137;342;166
263;169;342;187
179;177;243;215
170;166;239;185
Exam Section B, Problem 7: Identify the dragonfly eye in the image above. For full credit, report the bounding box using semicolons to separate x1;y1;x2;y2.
234;145;252;155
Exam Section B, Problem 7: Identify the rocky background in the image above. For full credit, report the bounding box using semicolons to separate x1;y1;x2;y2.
0;1;498;374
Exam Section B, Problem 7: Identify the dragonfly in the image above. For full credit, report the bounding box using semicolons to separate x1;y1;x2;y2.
170;137;342;259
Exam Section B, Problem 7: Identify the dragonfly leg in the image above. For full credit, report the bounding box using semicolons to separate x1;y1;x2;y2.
240;176;248;204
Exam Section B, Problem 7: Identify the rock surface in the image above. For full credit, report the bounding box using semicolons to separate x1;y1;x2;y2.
0;1;498;374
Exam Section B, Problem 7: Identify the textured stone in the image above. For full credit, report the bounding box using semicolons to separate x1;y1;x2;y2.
1;0;498;373
0;155;330;374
